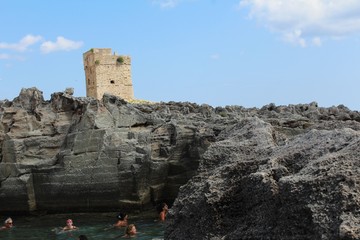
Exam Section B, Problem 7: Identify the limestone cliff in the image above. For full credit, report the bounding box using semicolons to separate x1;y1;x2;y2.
165;103;360;240
0;88;206;213
1;88;360;239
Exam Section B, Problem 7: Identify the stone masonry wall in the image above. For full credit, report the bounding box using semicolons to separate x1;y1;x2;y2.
83;48;134;101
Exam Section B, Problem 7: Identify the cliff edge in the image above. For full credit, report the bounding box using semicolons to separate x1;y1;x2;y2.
1;88;360;239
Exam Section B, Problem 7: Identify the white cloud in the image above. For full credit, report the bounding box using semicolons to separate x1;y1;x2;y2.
239;0;360;46
40;36;83;54
152;0;183;8
0;34;42;51
0;35;83;62
283;30;307;47
312;37;322;46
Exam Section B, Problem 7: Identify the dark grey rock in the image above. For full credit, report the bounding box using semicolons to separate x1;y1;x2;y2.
2;88;360;239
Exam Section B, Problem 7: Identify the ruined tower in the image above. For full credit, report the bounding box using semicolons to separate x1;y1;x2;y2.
83;48;134;101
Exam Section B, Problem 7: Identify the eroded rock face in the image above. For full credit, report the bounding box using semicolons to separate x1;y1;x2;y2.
2;88;360;239
165;104;360;240
0;88;209;213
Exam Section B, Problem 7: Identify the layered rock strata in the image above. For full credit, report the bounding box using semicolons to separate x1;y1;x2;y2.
0;88;205;213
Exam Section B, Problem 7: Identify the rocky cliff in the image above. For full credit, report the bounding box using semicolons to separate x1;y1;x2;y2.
165;103;360;240
0;88;207;213
1;88;360;239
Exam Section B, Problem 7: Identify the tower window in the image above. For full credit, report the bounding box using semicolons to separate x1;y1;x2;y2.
88;79;90;85
110;80;115;84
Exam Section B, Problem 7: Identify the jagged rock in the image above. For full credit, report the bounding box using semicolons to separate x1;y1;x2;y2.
0;88;208;213
63;87;74;96
165;116;360;239
2;88;360;239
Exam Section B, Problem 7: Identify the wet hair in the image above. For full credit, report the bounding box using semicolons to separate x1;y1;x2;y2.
78;235;88;240
117;212;127;220
157;203;168;213
4;218;12;224
125;224;135;235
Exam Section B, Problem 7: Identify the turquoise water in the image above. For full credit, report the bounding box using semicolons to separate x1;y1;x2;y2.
0;213;164;240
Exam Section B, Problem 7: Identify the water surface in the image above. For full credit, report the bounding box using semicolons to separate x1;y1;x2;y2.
0;213;164;240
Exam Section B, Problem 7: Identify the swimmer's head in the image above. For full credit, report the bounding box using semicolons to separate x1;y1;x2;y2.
66;219;73;224
4;218;12;224
117;213;127;220
125;224;136;235
157;202;168;213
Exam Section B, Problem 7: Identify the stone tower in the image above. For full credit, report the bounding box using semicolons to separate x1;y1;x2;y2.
83;48;134;101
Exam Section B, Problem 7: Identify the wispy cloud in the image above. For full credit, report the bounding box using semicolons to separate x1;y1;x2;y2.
0;53;26;61
0;53;10;59
1;35;83;61
152;0;184;8
239;0;360;47
210;54;220;60
40;36;83;54
0;35;43;52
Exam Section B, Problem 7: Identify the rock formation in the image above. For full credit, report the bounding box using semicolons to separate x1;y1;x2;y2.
165;103;360;240
0;88;206;213
1;88;360;239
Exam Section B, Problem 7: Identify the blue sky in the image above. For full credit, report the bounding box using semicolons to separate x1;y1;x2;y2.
1;0;360;110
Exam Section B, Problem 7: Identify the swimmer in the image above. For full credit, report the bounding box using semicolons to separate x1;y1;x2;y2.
63;219;78;231
123;224;137;238
0;218;13;230
114;213;128;227
159;203;168;221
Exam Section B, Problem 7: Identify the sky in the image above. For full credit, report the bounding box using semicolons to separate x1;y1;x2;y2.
1;0;360;110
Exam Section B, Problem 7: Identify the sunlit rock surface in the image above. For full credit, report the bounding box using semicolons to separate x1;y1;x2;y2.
165;103;360;240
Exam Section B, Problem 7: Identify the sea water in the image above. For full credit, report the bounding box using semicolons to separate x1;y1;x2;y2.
0;213;164;240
